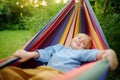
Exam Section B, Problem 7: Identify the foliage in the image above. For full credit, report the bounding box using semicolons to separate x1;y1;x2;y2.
107;0;120;14
0;0;34;30
91;0;120;80
21;3;66;34
0;0;66;31
0;0;119;79
99;14;120;80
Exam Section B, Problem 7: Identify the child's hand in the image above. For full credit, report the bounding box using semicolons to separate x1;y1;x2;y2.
13;50;38;62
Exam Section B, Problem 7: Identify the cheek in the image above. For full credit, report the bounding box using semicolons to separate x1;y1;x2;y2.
70;41;77;47
71;41;76;46
81;45;86;48
71;41;80;49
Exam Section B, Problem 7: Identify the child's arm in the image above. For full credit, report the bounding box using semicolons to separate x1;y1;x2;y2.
97;49;118;71
13;50;39;62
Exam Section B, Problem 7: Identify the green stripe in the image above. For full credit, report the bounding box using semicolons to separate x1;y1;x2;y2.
74;60;109;80
0;57;19;69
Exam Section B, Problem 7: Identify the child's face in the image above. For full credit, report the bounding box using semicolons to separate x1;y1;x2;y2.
70;33;91;50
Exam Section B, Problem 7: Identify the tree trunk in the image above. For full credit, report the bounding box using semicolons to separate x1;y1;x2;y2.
103;0;108;13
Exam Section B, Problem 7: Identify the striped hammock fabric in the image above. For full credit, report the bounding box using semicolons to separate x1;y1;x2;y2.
51;60;109;80
0;0;110;80
22;0;109;51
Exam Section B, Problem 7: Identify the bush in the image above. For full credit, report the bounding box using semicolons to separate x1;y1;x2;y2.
20;3;66;34
99;13;120;80
0;0;66;31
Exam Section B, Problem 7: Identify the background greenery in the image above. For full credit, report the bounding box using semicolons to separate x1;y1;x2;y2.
0;0;120;80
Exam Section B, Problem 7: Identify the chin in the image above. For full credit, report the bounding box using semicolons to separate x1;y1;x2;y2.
70;41;81;49
71;45;80;50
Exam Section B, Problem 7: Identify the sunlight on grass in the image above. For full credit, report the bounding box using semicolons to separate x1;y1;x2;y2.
0;30;34;59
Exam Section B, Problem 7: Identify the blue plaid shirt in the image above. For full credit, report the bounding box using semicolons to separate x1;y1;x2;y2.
36;44;99;72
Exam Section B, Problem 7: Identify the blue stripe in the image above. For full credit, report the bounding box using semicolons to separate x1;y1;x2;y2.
85;0;109;48
24;0;73;50
50;7;74;45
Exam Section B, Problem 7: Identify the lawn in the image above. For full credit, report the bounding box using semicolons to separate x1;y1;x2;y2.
0;30;34;59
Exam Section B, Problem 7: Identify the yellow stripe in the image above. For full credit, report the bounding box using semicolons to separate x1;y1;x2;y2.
74;8;80;37
83;2;103;49
59;9;76;44
64;9;78;47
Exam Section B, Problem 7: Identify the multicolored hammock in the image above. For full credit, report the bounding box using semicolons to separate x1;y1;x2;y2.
0;0;110;80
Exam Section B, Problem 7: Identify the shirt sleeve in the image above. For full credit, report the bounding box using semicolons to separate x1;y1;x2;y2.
80;49;99;62
35;44;61;62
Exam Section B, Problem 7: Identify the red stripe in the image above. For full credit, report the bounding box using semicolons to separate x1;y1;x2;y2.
29;1;75;51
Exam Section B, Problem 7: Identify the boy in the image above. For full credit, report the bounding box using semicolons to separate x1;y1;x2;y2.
0;33;118;80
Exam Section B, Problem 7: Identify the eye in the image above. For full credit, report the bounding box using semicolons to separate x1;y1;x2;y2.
78;37;81;39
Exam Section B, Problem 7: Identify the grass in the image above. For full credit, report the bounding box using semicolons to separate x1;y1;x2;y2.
0;30;34;59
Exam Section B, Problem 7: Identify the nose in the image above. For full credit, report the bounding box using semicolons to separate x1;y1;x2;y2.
78;38;83;42
79;38;83;41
